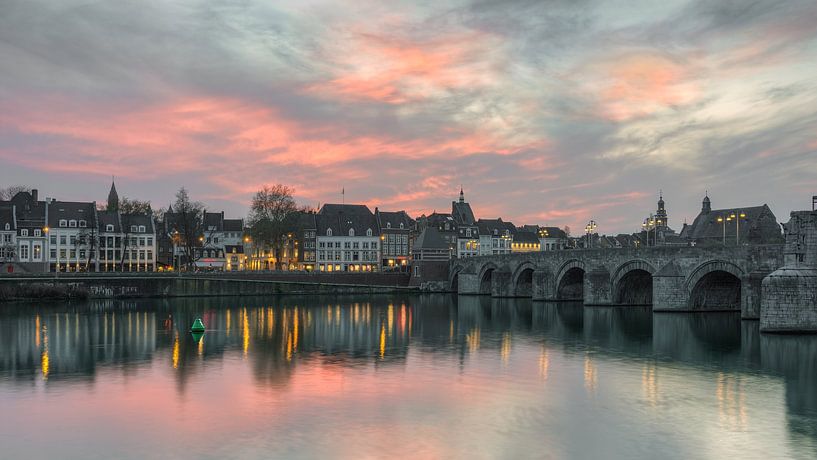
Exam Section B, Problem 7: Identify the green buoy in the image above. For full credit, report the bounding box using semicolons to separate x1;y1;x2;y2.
191;331;204;343
191;318;205;333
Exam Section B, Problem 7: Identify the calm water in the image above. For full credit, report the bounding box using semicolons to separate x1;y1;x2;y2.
1;295;816;460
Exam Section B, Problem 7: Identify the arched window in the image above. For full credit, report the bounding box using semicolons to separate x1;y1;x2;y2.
399;222;404;229
366;228;372;236
4;223;8;230
327;228;332;236
59;219;67;228
387;222;391;229
349;228;355;237
106;224;114;232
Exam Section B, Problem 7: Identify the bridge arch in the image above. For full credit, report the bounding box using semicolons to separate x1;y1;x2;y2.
686;260;746;310
611;260;656;305
449;265;463;293
478;262;499;295
555;259;586;300
511;261;536;297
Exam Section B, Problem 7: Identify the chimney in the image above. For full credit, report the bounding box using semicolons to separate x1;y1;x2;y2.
31;189;38;202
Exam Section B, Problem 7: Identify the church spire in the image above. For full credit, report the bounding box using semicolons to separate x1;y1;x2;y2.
107;177;119;212
459;186;464;203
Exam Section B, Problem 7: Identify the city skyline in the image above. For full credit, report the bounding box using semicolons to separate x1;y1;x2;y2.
2;0;816;234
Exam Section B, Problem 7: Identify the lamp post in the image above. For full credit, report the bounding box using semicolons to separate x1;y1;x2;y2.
585;220;597;249
717;216;730;246
730;212;746;245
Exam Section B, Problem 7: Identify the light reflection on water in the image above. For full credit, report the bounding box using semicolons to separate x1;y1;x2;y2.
0;295;816;459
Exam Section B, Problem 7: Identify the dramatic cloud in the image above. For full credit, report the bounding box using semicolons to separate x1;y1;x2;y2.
1;0;815;232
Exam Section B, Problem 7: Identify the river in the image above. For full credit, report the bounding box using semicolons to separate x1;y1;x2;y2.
1;295;815;459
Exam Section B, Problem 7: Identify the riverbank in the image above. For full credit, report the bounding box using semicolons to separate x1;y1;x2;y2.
0;272;417;301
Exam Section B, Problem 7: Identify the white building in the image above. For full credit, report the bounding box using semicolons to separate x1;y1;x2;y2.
315;204;380;272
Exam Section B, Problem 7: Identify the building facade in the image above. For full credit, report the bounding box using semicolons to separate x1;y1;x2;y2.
316;204;380;272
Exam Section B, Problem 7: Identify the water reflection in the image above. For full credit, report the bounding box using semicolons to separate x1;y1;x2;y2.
0;296;816;458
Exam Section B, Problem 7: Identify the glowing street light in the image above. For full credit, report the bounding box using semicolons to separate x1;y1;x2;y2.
585;220;597;249
730;211;747;245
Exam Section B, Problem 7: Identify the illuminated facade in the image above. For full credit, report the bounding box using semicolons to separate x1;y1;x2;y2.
316;204;381;272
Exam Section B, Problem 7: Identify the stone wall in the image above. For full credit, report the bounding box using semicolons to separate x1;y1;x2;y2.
0;273;417;301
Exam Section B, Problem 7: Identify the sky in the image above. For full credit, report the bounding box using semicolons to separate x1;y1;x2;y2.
1;0;816;234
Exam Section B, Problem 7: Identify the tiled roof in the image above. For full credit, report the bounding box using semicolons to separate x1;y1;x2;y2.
317;204;377;236
680;204;782;244
48;201;96;227
223;218;244;232
513;231;540;244
376;209;413;230
413;227;449;250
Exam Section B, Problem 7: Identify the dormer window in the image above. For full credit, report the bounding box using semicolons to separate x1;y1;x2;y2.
366;228;372;236
79;220;87;227
69;220;77;228
138;225;146;232
349;229;355;237
4;224;8;230
21;229;28;236
327;228;332;236
130;225;137;232
399;222;404;229
34;229;41;237
387;222;391;229
59;219;67;228
106;224;114;232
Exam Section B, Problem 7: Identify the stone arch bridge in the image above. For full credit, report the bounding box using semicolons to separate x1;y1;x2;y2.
450;245;784;318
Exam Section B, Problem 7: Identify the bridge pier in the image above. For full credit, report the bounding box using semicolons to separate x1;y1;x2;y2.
743;269;772;319
584;267;612;305
531;269;554;301
457;273;480;295
652;262;687;311
491;270;513;297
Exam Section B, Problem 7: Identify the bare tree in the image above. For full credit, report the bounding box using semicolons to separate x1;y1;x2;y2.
0;185;31;201
118;198;153;271
119;197;152;215
170;188;204;271
247;185;299;270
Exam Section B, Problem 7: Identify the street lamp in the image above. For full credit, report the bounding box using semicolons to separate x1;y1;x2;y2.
730;212;747;245
585;220;597;249
717;216;731;246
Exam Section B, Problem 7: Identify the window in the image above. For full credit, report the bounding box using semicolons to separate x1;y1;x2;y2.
366;228;372;236
59;249;66;259
147;237;153;246
79;249;86;259
59;235;66;245
139;238;146;247
147;250;153;259
363;242;369;249
50;249;56;259
335;242;340;248
19;243;29;260
59;219;67;227
69;249;76;259
34;229;41;237
21;229;28;237
106;224;114;232
327;228;332;236
138;225;146;232
130;225;137;232
69;235;76;245
319;242;325;248
371;241;377;249
3;223;8;230
69;220;77;228
387;222;391;229
79;220;87;227
353;242;359;249
32;244;42;261
50;235;56;245
349;229;355;237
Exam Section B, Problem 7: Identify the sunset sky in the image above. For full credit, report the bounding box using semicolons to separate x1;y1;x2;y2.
1;0;815;234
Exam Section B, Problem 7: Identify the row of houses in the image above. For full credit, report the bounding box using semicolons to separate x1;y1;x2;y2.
0;184;157;273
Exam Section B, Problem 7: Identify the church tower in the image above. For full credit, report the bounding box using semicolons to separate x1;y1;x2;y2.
656;190;668;228
702;192;711;214
107;179;119;212
459;186;465;204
